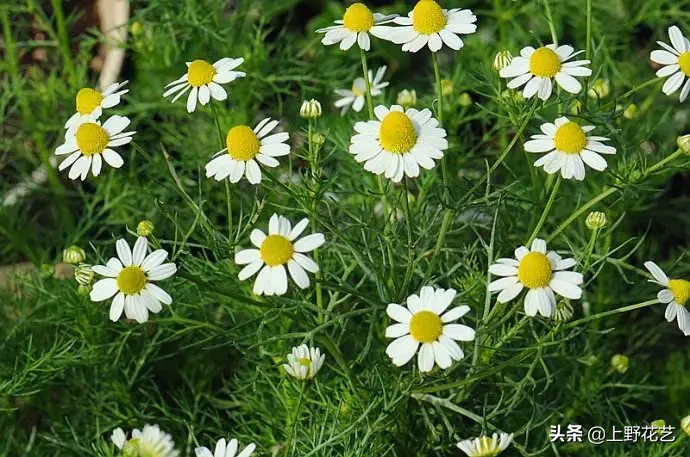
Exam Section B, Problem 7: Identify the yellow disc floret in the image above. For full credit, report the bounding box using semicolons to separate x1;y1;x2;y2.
226;125;261;161
554;122;587;154
260;234;295;266
343;3;374;32
412;0;447;35
517;252;553;289
187;59;216;87
379;111;417;153
529;47;561;77
678;52;690;76
669;279;690;306
76;88;104;115
117;266;147;295
76;123;109;156
298;357;311;367
409;310;442;343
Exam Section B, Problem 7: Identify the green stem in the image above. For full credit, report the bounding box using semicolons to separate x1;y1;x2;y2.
526;175;561;245
431;52;448;188
210;104;233;241
287;381;307;457
546;187;615;242
585;0;592;61
567;299;658;327
582;227;599;272
543;0;558;46
359;48;375;120
401;178;415;299
308;118;324;321
50;0;77;87
645;148;683;175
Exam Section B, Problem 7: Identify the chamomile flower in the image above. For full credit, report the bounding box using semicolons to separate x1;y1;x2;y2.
524;116;616;181
64;81;129;129
195;438;256;457
488;239;583;318
90;237;177;323
349;104;447;183
456;432;513;457
163;57;245;113
235;214;325;296
205;118;290;185
316;3;396;51
283;344;325;380
381;0;477;53
644;261;690;335
111;424;179;457
334;66;389;115
385;286;475;372
500;44;592;100
650;26;690;102
55;115;135;181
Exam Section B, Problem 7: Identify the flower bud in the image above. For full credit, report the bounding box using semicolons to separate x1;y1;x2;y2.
441;79;454;96
310;132;326;148
130;21;144;36
569;100;583;115
39;263;55;279
585;211;607;230
63;245;86;264
458;92;472;107
300;99;322;119
553;300;574;322
77;284;91;296
610;354;629;373
397;89;417;109
587;79;610;99
677;134;690;154
681;415;690;436
623;104;639;120
137;220;155;237
651;419;666;436
74;264;94;286
493;50;513;71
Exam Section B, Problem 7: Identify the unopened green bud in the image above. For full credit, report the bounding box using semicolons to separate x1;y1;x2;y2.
137;220;155;237
587;79;610;99
310;132;326;147
681;415;690;436
397;89;417;109
611;354;629;373
623;104;639;120
63;245;86;264
570;99;583;115
77;284;91;296
441;79;454;96
300;99;322;119
651;419;666;436
677;134;690;154
585;211;607;230
40;263;55;279
74;264;95;286
458;92;472;107
553;300;574;322
493;50;513;71
130;21;144;36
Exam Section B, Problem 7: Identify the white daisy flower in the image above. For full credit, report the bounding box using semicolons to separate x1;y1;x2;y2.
349;104;447;183
500;44;592;100
163;57;245;113
64;81;129;129
380;0;477;53
195;438;256;457
385;286;475;372
644;261;690;336
111;424;179;457
524;116;616;181
235;214;325;296
90;236;177;323
456;432;513;457
650;26;690;102
488;238;583;318
55;115;135;181
283;344;325;380
316;3;396;51
334;66;389;115
205;118;290;185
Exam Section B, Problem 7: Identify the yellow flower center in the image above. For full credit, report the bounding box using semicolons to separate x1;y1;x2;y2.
669;279;690;306
260;234;295;266
226;125;261;161
412;0;447;35
76;88;104;115
123;439;160;457
116;266;147;295
474;437;499;457
342;3;374;32
554;122;587;154
679;52;690;76
187;59;216;87
298;357;311;367
517;252;553;288
529;47;561;77
75;123;109;156
379;111;417;154
409;310;442;343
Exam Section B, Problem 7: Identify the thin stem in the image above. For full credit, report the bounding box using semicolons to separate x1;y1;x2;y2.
645;148;683;175
287;381;307;457
401;178;415;299
210;104;233;241
546;187;615;242
582;227;599;272
568;299;659;327
308;118;324;321
359;48;375;120
526;175;561;245
542;0;558;46
51;0;78;87
585;0;592;61
431;53;448;187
